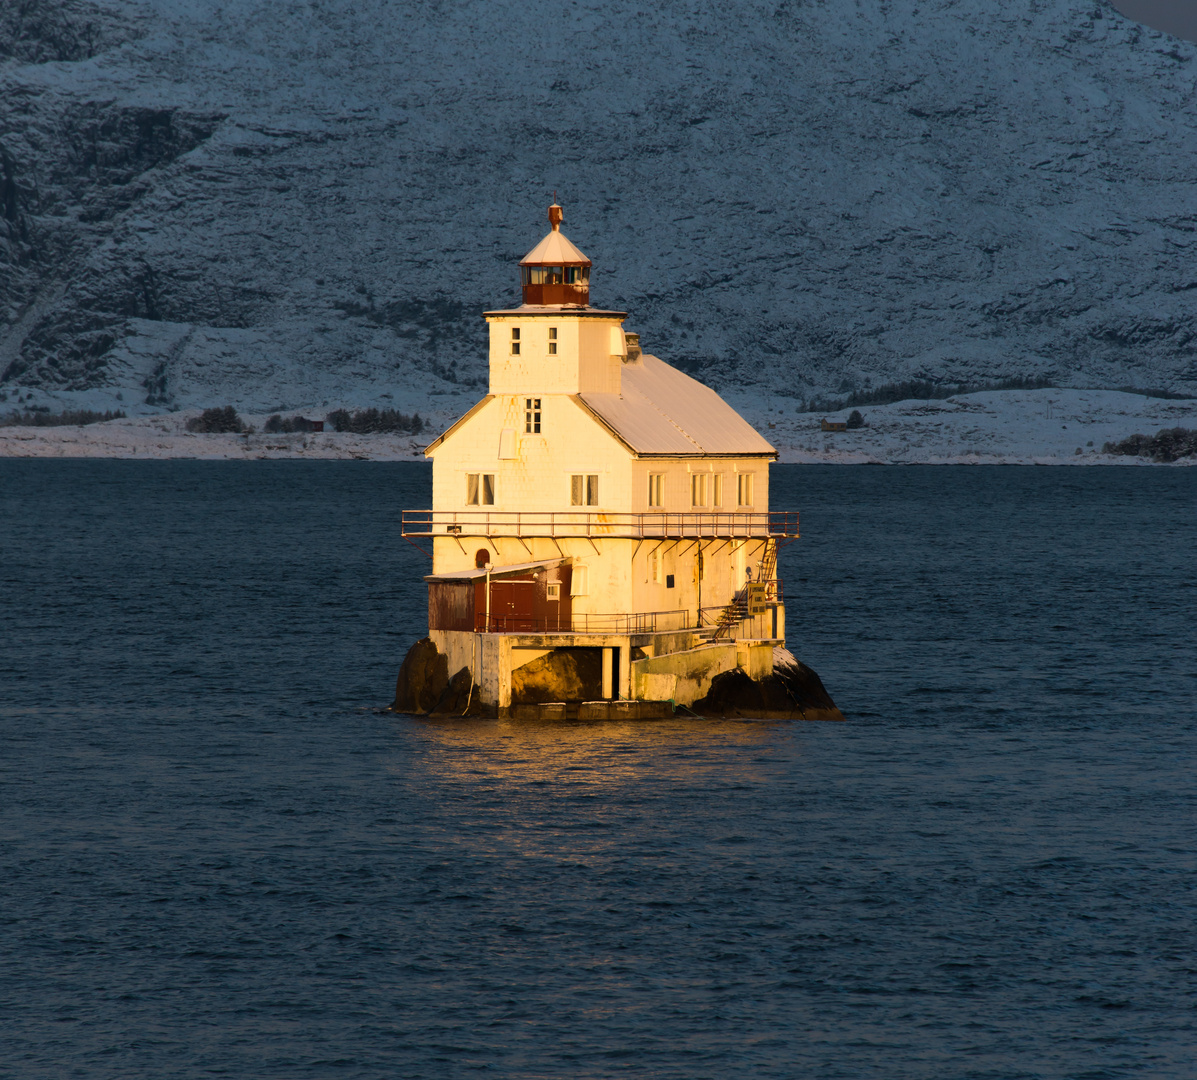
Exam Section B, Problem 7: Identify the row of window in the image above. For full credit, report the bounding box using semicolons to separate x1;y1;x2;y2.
464;471;755;508
651;472;754;508
510;328;557;356
519;266;589;286
466;472;599;506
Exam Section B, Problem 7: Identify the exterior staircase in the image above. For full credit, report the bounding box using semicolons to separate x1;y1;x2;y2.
710;540;778;641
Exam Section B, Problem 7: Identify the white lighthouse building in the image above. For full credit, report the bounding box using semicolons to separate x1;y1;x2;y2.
400;204;804;718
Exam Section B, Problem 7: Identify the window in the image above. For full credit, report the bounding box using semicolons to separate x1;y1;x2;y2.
571;564;589;596
737;472;754;507
649;548;660;583
570;474;599;506
546;582;561;601
690;473;709;507
510;327;520;355
712;473;724;508
524;397;541;434
648;473;665;507
467;473;495;505
520;266;591;286
548;327;557;355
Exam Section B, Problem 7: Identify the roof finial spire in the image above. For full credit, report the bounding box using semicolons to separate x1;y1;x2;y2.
548;197;563;232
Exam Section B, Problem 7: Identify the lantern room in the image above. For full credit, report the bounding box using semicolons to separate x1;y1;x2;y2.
519;203;592;307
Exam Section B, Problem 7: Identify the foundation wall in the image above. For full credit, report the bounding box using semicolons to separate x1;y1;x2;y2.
431;628;776;710
630;640;775;706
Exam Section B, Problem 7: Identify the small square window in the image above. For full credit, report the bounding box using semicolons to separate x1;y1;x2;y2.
546;582;561;600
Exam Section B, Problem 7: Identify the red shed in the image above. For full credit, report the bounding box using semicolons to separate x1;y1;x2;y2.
426;558;573;633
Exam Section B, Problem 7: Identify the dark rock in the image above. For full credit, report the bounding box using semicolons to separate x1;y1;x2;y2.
510;647;603;704
692;648;844;720
391;637;448;714
772;648;845;721
692;669;764;716
429;665;483;716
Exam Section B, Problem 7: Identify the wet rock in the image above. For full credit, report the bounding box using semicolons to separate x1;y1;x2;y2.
692;648;844;721
771;647;845;721
391;637;448;714
429;665;485;717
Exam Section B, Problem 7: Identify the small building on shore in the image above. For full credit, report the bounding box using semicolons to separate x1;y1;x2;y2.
398;204;839;720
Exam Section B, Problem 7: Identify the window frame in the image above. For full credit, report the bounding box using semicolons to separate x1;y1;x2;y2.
524;397;541;434
510;326;520;355
737;472;754;508
648;473;665;508
466;472;495;506
690;473;709;508
570;473;599;507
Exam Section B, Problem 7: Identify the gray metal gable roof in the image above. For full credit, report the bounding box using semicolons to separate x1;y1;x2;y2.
578;354;776;457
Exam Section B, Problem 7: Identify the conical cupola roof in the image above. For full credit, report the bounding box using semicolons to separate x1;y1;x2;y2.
519;203;591;266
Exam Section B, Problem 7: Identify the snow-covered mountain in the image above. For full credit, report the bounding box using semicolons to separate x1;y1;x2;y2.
2;0;1196;417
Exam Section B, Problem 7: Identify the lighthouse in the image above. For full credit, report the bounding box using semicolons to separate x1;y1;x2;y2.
397;204;839;720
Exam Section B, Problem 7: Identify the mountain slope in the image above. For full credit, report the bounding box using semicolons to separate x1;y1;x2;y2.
2;0;1196;413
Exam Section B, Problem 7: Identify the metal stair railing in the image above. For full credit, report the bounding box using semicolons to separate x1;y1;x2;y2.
711;588;750;641
711;539;781;641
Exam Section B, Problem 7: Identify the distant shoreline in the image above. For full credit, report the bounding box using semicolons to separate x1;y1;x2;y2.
0;425;1190;466
2;388;1195;465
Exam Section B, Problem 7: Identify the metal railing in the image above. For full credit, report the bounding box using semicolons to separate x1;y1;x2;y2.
481;609;690;635
402;509;799;540
699;579;785;640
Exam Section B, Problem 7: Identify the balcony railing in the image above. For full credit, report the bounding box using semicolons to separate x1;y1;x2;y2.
481;609;690;635
402;509;799;541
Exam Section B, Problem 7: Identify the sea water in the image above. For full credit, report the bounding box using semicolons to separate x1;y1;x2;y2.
1;461;1193;1079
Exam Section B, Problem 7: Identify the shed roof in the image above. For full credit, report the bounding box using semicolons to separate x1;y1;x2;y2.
520;228;591;266
578;354;776;457
424;557;566;583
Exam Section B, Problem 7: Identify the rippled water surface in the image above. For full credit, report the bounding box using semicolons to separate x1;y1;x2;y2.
2;462;1194;1079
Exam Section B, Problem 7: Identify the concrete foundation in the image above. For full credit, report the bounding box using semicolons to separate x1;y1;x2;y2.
428;626;781;711
393;618;842;721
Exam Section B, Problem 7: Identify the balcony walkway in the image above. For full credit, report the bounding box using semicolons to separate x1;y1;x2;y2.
401;509;799;541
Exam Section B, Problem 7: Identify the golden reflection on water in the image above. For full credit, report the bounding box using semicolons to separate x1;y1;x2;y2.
398;716;787;790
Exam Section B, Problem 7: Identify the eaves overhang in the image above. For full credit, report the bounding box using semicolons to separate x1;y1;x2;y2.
422;395;494;457
483;306;627;319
